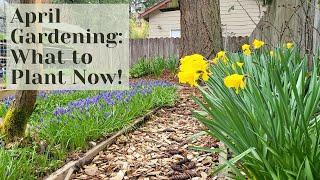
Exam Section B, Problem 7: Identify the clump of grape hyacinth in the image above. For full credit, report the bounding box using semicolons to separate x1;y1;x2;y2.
0;90;75;108
0;80;173;116
52;80;174;116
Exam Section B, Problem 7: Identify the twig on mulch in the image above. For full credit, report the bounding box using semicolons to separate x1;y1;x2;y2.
64;167;75;180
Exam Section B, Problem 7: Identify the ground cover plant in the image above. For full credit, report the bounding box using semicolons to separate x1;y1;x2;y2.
130;57;178;78
178;41;320;179
0;80;177;179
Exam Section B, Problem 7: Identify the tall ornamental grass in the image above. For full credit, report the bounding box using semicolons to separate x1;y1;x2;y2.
179;42;320;179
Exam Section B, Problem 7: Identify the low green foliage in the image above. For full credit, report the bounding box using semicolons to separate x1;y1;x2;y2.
166;56;179;74
129;58;152;78
195;47;320;179
0;147;63;179
0;106;5;118
130;57;178;78
150;57;167;77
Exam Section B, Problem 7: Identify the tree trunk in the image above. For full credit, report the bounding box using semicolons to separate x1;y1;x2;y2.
0;0;39;141
179;0;223;59
251;0;317;63
0;91;37;141
312;0;320;56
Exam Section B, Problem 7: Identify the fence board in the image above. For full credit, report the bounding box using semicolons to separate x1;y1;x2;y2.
163;38;169;59
173;38;180;58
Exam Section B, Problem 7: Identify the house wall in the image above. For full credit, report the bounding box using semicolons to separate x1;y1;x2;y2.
148;10;181;38
147;0;265;38
220;0;265;37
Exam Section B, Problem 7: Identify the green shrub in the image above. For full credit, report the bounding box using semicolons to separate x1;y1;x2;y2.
150;57;166;77
130;57;178;78
194;47;320;179
129;58;151;78
166;56;178;74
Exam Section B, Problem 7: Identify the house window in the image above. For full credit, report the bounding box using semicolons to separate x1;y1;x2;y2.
170;29;181;38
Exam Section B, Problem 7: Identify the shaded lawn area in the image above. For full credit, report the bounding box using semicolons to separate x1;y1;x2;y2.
0;80;177;179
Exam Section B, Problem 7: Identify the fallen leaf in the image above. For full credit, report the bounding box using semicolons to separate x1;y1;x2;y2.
84;164;98;176
200;172;208;180
110;170;125;180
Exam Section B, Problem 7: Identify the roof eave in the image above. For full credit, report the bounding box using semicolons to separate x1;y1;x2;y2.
139;0;172;19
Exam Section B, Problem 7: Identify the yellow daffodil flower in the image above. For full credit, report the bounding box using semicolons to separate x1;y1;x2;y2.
178;71;200;87
242;44;250;51
243;49;252;56
212;57;219;64
232;64;236;70
224;74;246;94
242;44;251;56
178;54;210;87
232;62;244;70
270;51;274;57
217;51;226;59
212;51;229;64
222;56;229;64
236;62;244;68
252;39;265;49
286;42;294;49
202;71;211;81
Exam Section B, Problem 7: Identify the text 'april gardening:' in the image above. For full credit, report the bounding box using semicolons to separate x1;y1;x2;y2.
10;8;124;48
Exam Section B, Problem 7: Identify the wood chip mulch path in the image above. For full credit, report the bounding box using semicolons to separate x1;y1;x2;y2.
72;87;220;180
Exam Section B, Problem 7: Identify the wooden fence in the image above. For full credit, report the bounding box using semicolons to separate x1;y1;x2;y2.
130;36;249;66
223;36;249;53
130;38;180;66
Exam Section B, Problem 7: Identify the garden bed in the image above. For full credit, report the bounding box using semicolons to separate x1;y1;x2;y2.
0;80;177;179
71;87;220;180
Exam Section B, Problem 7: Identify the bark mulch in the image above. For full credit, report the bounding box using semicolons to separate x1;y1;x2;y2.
72;87;220;180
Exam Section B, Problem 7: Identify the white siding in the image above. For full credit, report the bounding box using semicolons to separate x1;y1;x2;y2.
148;10;181;38
147;0;265;38
220;0;265;37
